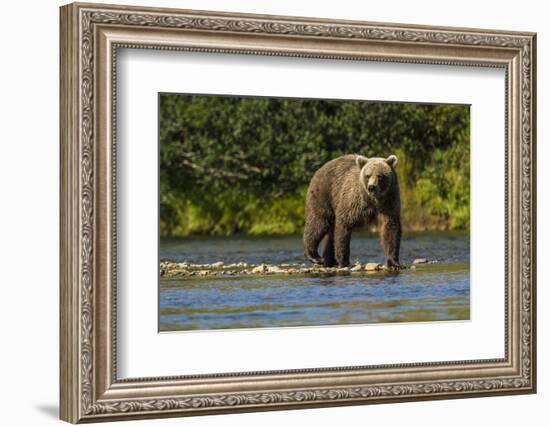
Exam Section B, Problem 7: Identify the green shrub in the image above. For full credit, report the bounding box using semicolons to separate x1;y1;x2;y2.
160;95;470;237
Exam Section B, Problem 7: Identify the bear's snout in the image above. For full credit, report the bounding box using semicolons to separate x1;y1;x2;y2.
366;175;381;196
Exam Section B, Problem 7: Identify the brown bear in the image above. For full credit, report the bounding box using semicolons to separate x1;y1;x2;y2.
303;154;401;269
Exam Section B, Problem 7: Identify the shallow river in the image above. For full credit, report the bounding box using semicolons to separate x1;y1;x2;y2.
159;232;469;331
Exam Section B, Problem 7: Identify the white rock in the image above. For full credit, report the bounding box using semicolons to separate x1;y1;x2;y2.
364;262;382;271
413;258;428;264
251;264;268;273
211;261;224;268
350;264;363;272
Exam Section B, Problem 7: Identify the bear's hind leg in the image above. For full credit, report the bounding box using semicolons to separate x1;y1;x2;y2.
322;227;337;267
303;218;328;265
334;219;352;267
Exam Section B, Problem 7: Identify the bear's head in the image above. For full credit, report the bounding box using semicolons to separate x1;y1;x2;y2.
355;155;398;199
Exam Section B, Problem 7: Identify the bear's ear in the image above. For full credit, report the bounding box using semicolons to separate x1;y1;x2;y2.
356;155;369;170
386;155;398;168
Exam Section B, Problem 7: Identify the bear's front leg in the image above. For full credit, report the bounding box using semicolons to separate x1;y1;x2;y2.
334;219;352;267
379;212;401;271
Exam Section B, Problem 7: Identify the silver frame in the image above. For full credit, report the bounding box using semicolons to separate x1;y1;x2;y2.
60;2;536;423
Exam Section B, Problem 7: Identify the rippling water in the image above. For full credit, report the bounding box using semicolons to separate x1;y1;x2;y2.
159;232;470;331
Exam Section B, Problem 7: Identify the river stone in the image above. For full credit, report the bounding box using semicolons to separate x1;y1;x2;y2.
267;265;284;273
251;264;268;273
211;261;224;268
365;262;382;271
413;258;429;264
350;264;363;272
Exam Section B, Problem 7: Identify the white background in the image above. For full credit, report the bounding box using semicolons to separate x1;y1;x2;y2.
118;50;504;377
0;0;546;426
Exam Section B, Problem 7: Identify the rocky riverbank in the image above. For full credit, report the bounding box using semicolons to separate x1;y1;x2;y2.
160;258;436;278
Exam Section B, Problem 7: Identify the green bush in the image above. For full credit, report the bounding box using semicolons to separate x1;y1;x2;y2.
160;94;470;237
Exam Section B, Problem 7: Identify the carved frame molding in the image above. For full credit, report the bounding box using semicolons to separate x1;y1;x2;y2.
60;2;536;423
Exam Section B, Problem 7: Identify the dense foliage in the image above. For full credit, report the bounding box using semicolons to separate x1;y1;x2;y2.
160;94;470;237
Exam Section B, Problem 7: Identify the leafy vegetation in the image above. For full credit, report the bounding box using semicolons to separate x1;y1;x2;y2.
160;94;470;237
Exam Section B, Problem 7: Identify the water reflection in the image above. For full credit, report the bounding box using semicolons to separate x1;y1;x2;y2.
159;232;470;331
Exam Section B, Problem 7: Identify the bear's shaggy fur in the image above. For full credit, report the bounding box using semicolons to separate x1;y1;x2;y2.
303;154;401;269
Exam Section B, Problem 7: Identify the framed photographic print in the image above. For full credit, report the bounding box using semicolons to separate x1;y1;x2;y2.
60;2;537;423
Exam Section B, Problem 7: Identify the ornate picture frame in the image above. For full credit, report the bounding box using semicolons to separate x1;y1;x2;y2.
60;2;536;423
